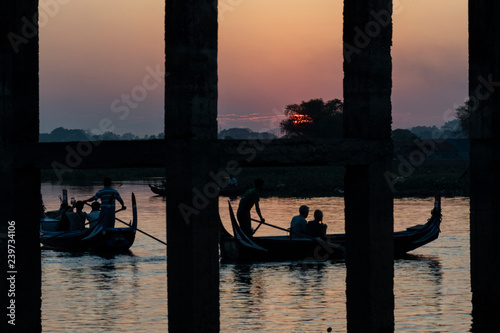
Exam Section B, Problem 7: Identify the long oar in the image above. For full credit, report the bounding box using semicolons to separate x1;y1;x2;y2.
115;217;167;246
251;218;289;234
85;201;166;246
252;220;264;234
251;218;345;255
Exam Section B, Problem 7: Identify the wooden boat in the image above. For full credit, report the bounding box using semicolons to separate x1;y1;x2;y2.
220;195;442;261
40;193;138;252
149;183;166;196
150;182;249;197
218;185;250;197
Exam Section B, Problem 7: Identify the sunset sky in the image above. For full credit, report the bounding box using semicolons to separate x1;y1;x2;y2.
39;0;468;136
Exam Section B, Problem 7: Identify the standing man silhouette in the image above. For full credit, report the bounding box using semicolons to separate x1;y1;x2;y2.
237;178;265;236
84;177;126;227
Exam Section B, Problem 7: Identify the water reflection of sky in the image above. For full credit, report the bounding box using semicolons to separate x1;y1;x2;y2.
41;183;472;332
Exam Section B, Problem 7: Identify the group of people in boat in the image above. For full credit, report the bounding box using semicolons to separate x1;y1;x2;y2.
56;177;126;231
57;200;101;231
236;178;327;240
289;205;327;240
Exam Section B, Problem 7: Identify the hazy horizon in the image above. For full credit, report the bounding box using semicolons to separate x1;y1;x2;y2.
40;0;467;137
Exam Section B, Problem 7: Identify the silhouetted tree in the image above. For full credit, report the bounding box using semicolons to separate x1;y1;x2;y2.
409;125;440;140
218;128;277;140
409;120;466;140
39;127;161;142
121;132;140;140
441;119;467;138
279;98;343;138
456;100;471;137
218;128;252;139
40;127;90;142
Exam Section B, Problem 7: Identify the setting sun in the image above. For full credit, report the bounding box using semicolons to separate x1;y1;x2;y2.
291;113;313;125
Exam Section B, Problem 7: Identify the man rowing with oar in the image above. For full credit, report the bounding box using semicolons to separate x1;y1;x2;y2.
237;178;265;237
83;177;126;227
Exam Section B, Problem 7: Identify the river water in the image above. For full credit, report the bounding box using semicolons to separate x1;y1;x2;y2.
41;181;471;332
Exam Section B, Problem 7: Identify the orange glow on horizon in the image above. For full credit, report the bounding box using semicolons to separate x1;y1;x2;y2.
39;0;468;135
291;114;313;125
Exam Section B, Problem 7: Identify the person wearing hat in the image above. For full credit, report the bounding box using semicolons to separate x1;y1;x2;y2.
289;205;309;239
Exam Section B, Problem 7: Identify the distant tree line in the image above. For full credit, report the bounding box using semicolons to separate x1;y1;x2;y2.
218;128;278;140
408;118;467;140
41;127;278;142
39;127;164;142
278;97;469;140
43;99;470;143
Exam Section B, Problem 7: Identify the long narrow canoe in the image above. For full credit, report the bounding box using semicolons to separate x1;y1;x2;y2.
40;193;138;252
220;195;442;261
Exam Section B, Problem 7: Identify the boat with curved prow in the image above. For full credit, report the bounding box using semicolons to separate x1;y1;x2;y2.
220;195;442;261
40;193;138;252
149;183;166;196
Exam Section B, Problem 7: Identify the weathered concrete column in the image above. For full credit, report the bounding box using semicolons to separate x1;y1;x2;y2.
164;1;219;332
343;1;394;332
0;1;41;332
469;1;500;330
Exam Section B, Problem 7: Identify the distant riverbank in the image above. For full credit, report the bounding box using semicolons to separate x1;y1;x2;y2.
41;159;469;198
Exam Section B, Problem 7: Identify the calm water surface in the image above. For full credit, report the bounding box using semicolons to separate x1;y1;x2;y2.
41;182;471;332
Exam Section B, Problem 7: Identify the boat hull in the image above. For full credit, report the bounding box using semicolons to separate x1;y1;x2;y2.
149;184;166;196
40;226;136;252
220;234;343;261
220;196;442;262
40;193;138;252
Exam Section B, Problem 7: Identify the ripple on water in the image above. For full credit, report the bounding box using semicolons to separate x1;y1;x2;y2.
41;183;472;332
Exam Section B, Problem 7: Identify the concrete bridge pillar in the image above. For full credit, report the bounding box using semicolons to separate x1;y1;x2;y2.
343;1;394;331
469;1;500;330
164;1;219;332
0;1;41;331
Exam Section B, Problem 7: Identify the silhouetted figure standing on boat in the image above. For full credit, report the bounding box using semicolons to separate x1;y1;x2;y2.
290;205;309;239
237;178;265;236
84;177;126;227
